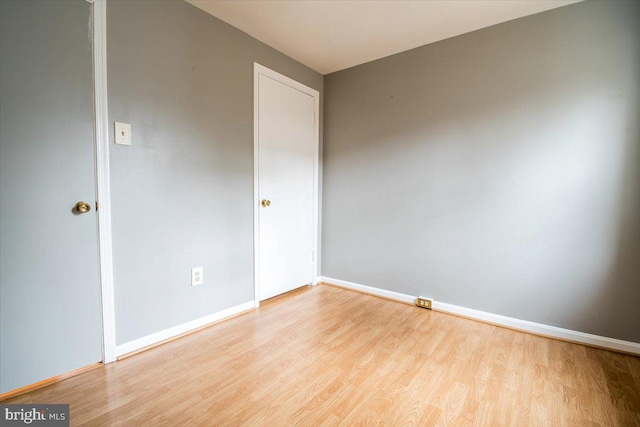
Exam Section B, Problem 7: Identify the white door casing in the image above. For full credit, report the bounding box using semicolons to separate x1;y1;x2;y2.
93;0;117;364
253;63;319;304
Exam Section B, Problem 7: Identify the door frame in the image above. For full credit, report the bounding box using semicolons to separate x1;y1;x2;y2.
92;0;117;363
253;63;320;307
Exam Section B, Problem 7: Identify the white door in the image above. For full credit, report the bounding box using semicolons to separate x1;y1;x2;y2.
254;64;319;302
0;0;103;393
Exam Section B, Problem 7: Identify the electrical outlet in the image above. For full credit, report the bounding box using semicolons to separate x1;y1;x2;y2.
191;267;203;286
416;297;433;310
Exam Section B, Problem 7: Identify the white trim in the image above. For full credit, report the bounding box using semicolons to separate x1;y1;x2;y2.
92;0;117;364
253;63;320;306
253;65;260;308
116;301;255;356
320;276;415;304
432;301;640;355
319;276;640;356
254;63;320;98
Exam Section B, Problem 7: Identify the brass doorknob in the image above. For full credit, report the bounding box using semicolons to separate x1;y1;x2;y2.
75;201;91;214
261;199;271;208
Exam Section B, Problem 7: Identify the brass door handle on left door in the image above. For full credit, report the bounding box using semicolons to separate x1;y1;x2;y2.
261;199;271;207
74;201;91;214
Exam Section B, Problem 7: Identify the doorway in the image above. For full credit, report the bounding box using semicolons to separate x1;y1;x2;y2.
253;64;320;303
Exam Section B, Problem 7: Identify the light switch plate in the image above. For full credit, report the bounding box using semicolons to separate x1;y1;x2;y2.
114;122;131;145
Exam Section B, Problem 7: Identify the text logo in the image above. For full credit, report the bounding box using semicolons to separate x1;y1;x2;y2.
0;405;69;426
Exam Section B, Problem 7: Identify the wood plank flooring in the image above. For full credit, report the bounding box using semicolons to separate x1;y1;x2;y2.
5;284;640;426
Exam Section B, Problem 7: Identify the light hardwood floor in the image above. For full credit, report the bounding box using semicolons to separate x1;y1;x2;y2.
5;284;640;426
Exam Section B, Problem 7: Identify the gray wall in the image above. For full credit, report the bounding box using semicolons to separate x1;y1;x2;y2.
108;0;323;344
322;1;640;342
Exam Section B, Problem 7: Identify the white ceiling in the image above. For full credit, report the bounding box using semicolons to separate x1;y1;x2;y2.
186;0;582;75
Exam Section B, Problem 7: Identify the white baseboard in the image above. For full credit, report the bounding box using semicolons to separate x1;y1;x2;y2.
116;301;255;357
321;276;415;304
319;276;640;356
